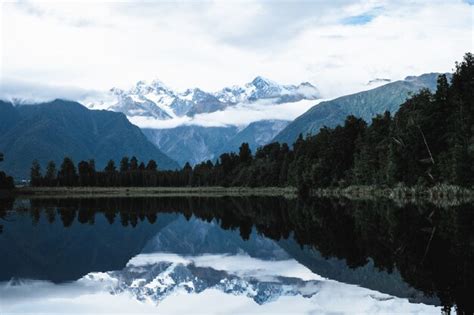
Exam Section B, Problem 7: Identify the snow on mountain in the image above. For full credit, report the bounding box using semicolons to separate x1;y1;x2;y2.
87;77;320;122
214;76;320;104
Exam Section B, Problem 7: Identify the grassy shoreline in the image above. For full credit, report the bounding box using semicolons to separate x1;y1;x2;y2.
313;184;474;205
11;186;298;198
4;185;473;203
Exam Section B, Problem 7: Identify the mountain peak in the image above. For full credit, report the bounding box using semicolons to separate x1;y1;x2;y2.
99;77;320;121
150;78;169;89
251;76;277;87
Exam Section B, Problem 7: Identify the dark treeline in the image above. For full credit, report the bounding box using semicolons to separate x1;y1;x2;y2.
1;196;472;314
0;153;14;190
30;54;473;190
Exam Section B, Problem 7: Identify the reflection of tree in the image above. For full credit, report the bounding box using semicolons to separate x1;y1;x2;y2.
8;196;473;314
58;207;76;227
0;198;14;234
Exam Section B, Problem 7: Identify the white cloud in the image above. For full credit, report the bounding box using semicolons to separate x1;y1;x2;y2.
128;99;322;129
0;0;471;101
0;77;108;104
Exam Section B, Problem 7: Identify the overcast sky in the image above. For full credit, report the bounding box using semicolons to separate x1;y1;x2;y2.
1;0;472;100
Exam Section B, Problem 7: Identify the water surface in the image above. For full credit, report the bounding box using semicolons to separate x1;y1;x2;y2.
0;197;472;314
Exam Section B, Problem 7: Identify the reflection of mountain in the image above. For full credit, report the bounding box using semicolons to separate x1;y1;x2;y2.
0;204;178;282
91;253;322;305
278;239;437;305
142;214;289;259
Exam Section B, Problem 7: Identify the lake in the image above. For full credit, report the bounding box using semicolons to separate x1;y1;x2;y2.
0;196;472;314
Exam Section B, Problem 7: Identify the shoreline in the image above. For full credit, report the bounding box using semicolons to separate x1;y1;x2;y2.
313;184;474;205
9;186;298;199
2;185;473;204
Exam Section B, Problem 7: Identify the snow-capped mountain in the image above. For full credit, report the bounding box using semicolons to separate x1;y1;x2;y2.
215;76;320;104
88;77;320;120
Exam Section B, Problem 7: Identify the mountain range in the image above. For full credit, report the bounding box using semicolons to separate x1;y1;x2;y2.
90;76;320;120
0;100;179;179
86;77;318;166
97;73;445;166
0;72;447;175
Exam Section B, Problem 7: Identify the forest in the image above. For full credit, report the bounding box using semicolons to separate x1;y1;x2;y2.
25;53;473;191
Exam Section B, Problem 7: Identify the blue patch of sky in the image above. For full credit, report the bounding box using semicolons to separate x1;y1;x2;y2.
464;0;474;5
341;6;384;26
342;13;375;25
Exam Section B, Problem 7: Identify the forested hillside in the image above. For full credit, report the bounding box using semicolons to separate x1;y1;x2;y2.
0;100;179;179
274;72;448;145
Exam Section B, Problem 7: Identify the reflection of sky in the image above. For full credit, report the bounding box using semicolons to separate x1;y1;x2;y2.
0;217;440;314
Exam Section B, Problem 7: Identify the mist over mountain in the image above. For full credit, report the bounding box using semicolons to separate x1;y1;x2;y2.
0;100;179;179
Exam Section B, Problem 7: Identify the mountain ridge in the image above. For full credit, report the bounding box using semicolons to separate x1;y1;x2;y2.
273;72;450;145
0;99;179;179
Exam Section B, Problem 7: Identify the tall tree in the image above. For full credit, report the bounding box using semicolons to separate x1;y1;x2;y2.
30;160;42;187
120;157;130;172
44;161;57;186
58;157;77;186
146;160;157;171
130;156;138;171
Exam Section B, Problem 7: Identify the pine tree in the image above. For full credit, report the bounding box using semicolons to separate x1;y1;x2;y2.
58;157;77;186
44;161;57;186
30;160;42;187
120;157;130;172
239;143;252;164
146;160;157;171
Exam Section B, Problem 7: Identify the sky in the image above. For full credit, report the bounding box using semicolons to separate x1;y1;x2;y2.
0;0;472;103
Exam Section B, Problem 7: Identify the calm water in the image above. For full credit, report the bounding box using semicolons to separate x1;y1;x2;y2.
0;196;472;314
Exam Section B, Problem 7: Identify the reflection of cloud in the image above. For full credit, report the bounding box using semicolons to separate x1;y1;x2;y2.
128;253;322;281
128;99;324;129
0;253;439;314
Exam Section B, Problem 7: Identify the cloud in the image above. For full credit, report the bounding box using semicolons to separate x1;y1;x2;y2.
0;78;110;104
1;0;471;100
128;99;323;129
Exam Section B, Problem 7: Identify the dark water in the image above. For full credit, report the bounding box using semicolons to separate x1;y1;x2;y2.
0;196;472;314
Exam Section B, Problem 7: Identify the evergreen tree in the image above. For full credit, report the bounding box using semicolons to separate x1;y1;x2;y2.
130;156;138;171
44;161;57;186
120;157;130;172
30;160;42;187
146;160;157;171
58;157;77;186
105;160;116;172
0;153;14;189
239;143;252;164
